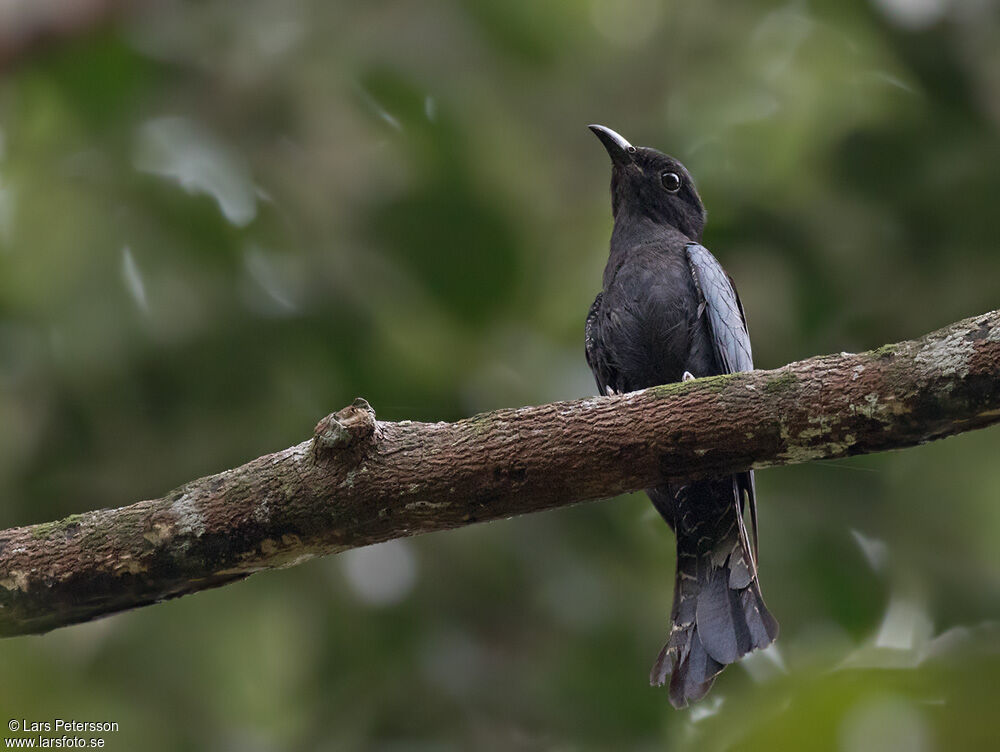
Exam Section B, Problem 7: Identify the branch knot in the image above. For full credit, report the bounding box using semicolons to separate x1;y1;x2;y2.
312;398;379;461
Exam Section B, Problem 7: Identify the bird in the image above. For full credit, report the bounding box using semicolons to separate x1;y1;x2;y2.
585;124;778;708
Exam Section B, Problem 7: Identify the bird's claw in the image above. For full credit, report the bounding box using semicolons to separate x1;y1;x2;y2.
682;371;696;382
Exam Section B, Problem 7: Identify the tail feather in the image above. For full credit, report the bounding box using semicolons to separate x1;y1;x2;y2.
670;629;722;707
647;479;778;708
741;585;780;650
695;564;752;665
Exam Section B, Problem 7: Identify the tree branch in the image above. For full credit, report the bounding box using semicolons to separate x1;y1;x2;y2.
1;310;999;637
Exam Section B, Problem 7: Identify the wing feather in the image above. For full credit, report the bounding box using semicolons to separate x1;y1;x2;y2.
586;293;620;396
685;243;753;374
686;243;760;561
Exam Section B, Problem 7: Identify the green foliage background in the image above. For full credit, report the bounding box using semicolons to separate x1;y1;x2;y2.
1;1;999;749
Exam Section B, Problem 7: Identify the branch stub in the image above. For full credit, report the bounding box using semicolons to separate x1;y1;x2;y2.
312;398;379;461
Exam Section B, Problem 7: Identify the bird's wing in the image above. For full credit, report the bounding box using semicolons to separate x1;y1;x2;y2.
685;243;759;560
685;243;753;374
585;293;620;395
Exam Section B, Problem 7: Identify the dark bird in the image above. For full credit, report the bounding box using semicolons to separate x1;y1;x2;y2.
585;125;778;708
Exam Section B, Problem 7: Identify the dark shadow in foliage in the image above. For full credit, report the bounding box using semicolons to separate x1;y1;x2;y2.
356;67;523;325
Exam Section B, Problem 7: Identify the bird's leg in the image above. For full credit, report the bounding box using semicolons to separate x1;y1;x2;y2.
682;371;696;382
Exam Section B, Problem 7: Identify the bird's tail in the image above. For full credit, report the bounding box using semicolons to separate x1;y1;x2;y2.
648;479;779;708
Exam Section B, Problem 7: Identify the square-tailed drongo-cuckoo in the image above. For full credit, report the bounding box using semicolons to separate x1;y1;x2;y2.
585;125;778;708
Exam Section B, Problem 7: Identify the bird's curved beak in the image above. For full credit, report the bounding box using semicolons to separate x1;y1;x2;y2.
589;124;634;166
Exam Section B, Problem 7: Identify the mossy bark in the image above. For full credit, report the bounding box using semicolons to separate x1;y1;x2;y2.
1;310;999;637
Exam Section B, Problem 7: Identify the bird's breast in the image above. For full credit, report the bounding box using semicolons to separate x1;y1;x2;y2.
600;247;702;389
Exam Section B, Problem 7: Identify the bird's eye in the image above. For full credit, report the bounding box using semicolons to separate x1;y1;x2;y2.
661;171;682;193
627;146;637;154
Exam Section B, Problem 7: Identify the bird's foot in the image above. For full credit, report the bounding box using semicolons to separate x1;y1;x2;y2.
682;371;696;382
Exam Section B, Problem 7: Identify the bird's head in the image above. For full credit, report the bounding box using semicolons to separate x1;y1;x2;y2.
589;124;706;241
